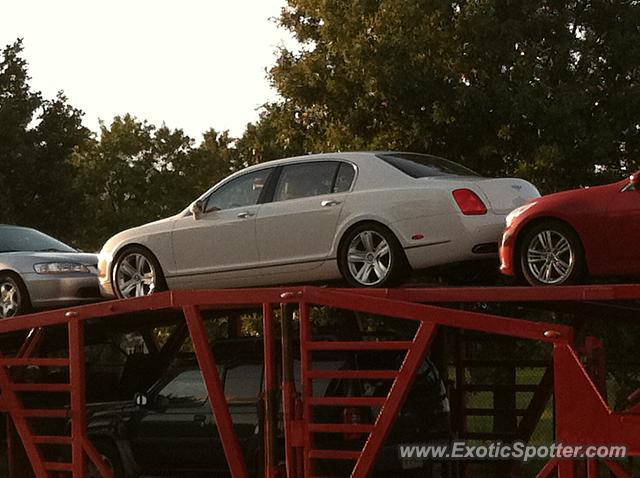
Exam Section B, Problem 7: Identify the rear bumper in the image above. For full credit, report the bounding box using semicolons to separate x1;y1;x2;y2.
402;214;505;271
22;272;103;309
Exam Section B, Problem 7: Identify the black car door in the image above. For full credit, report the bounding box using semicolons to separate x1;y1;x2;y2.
129;368;223;474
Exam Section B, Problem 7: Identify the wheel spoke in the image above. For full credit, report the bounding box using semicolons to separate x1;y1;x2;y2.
375;242;389;258
138;256;149;274
372;261;388;280
360;232;375;253
141;273;155;285
120;260;137;277
355;264;372;282
348;251;367;263
121;281;137;297
553;261;568;276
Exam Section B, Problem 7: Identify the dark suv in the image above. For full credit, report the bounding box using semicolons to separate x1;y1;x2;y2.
86;338;450;477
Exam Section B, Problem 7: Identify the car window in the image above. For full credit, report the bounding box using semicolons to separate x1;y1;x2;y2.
273;161;340;202
378;153;480;178
157;369;208;407
224;364;262;401
333;162;356;193
0;226;76;253
204;168;272;213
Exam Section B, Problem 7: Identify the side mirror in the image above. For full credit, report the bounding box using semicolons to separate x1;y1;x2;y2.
630;171;640;190
134;392;148;407
189;200;204;219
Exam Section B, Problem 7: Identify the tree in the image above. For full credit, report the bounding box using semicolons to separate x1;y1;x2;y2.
0;40;90;242
72;116;241;249
265;0;640;192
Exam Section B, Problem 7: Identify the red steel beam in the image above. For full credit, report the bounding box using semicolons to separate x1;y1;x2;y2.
352;322;438;477
68;319;87;477
262;303;279;478
0;352;48;477
183;305;249;478
353;283;640;302
304;288;573;343
299;302;315;477
554;344;640;453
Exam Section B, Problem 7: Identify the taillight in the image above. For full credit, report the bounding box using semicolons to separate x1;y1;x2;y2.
452;189;487;215
343;407;363;441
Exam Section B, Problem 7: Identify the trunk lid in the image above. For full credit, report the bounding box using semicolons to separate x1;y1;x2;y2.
472;178;540;214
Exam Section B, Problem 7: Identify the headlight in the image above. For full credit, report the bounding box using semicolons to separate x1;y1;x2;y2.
506;202;537;228
34;262;90;274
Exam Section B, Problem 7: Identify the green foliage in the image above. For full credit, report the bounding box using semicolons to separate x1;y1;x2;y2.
71;116;240;247
267;0;640;192
0;40;90;242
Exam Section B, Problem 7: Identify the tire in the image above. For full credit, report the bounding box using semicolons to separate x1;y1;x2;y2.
339;223;407;287
0;273;31;318
112;246;166;299
87;440;124;478
519;220;586;286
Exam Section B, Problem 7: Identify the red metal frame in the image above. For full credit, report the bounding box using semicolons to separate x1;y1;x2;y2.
0;284;637;477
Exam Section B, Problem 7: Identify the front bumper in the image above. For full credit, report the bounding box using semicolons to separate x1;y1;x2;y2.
499;229;516;276
22;272;103;310
98;276;116;299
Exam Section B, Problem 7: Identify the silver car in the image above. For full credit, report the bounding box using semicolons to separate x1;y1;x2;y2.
0;225;102;318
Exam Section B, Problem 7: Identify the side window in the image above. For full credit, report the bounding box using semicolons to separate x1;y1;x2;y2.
224;364;262;401
273;162;339;202
204;169;272;213
157;369;208;407
333;162;356;193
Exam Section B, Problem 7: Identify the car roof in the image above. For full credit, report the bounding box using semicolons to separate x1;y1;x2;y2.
230;150;444;175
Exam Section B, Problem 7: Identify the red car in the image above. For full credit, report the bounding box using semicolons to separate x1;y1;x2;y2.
500;171;640;285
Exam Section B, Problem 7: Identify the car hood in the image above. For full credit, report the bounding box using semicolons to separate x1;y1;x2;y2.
0;251;99;271
86;400;137;419
528;181;620;208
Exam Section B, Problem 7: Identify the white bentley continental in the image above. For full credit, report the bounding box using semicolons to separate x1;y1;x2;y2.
98;152;540;297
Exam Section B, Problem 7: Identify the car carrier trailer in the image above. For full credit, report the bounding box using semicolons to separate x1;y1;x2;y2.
0;283;639;477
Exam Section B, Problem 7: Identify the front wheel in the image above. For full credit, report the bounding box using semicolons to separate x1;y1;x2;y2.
0;274;31;318
339;224;406;287
87;440;124;478
113;247;166;299
519;221;585;286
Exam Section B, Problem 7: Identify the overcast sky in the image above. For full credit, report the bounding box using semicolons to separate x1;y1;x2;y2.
1;0;294;139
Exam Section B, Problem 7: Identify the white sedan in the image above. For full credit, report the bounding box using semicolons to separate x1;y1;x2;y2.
98;152;539;297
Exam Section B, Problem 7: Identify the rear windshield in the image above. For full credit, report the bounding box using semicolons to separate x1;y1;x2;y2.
377;153;480;178
0;226;75;253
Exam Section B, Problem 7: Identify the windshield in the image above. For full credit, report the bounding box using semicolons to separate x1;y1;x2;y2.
378;153;480;178
0;227;76;253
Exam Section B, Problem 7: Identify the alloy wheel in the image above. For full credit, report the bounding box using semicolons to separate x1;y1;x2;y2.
346;230;392;286
0;281;20;318
115;252;157;298
526;230;575;284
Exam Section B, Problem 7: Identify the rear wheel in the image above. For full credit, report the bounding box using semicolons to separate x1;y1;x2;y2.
113;247;166;299
519;221;585;286
0;273;31;318
339;223;407;287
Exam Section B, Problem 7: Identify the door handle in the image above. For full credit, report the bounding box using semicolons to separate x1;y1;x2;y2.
321;200;341;207
237;211;255;219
